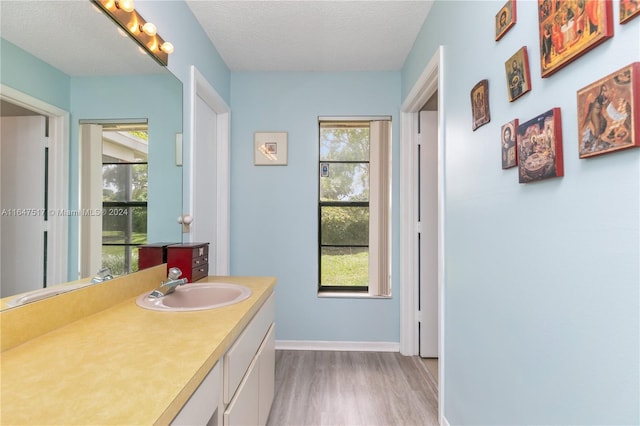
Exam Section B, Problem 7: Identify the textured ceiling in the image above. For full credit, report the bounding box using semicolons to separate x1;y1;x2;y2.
0;1;164;76
186;0;434;71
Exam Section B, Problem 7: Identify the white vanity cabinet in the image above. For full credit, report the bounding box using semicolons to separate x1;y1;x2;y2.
172;362;222;426
170;292;275;426
223;293;275;426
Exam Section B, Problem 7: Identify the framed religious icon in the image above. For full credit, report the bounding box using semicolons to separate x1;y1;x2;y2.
538;0;613;78
517;108;564;183
471;80;490;131
577;62;640;158
620;0;640;23
505;47;532;102
495;0;517;41
501;119;518;168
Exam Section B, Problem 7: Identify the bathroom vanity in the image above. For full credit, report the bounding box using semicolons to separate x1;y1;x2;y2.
0;265;276;425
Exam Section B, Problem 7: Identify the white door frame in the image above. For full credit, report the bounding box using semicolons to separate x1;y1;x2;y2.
188;66;230;275
399;46;445;424
0;84;69;286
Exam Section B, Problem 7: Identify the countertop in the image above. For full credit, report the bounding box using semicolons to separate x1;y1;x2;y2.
0;275;276;425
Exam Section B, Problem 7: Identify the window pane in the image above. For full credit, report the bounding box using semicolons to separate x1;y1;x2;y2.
320;163;369;202
320;206;369;246
102;245;140;276
320;127;369;161
320;247;368;286
102;207;147;244
102;163;148;202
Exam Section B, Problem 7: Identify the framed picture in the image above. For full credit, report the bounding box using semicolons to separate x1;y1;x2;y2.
538;0;613;78
517;108;564;183
495;0;517;41
254;131;288;165
471;79;490;131
505;47;532;102
577;62;640;158
620;0;640;23
501;119;518;169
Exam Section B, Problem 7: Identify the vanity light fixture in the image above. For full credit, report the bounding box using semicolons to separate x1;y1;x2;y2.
93;0;173;66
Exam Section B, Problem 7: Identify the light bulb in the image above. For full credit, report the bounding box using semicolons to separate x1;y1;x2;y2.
160;42;174;54
117;0;135;13
142;22;157;36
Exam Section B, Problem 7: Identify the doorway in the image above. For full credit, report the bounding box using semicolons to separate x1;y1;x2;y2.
399;46;444;425
0;86;69;297
188;66;231;275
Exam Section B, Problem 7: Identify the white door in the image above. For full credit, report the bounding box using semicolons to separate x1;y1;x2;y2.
419;111;439;358
1;116;46;296
191;94;218;275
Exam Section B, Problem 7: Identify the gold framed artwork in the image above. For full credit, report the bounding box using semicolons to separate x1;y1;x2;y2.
577;62;640;158
495;0;517;41
538;0;613;78
471;79;490;131
505;46;532;102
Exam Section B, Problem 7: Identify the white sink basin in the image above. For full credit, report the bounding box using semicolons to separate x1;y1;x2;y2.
136;283;252;312
6;282;93;307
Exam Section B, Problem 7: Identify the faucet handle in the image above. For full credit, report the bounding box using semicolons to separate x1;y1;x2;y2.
167;267;182;280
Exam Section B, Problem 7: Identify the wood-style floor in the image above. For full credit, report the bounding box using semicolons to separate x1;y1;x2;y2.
266;351;439;426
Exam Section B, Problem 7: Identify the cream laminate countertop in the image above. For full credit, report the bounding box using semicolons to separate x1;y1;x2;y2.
0;275;276;425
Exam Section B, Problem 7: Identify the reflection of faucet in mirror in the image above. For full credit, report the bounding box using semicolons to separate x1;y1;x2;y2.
90;267;114;284
149;267;188;298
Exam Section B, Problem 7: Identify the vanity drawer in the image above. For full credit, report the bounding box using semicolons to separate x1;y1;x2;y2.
192;254;208;269
224;293;275;404
191;265;208;282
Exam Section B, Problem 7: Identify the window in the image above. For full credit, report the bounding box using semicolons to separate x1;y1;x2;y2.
318;118;391;296
101;126;148;275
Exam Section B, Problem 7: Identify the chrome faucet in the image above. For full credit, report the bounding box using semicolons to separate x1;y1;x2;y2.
90;267;113;283
149;267;188;298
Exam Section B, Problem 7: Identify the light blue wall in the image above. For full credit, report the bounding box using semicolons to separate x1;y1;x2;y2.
135;1;232;216
230;72;401;342
0;38;70;110
68;74;183;277
135;1;230;103
403;1;640;424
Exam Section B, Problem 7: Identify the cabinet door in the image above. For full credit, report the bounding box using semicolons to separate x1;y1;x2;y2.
172;362;221;426
224;357;259;426
258;324;275;426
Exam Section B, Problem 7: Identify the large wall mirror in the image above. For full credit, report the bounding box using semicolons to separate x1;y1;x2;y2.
0;1;183;307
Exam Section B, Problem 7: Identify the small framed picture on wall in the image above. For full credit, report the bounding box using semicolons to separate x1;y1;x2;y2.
471;80;491;131
505;47;532;102
501;119;518;169
577;62;640;158
538;0;613;78
620;0;640;24
517;108;564;183
495;0;517;41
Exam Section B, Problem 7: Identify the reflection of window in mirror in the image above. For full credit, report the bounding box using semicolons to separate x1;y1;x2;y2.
79;121;148;278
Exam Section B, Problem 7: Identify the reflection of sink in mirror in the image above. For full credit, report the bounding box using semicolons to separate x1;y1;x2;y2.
0;1;183;306
136;283;252;312
6;282;93;308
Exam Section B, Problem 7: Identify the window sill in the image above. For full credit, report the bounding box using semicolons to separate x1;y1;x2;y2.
317;291;392;299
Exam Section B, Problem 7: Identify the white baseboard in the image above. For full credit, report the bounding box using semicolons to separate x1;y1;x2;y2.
276;340;400;352
442;415;451;426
